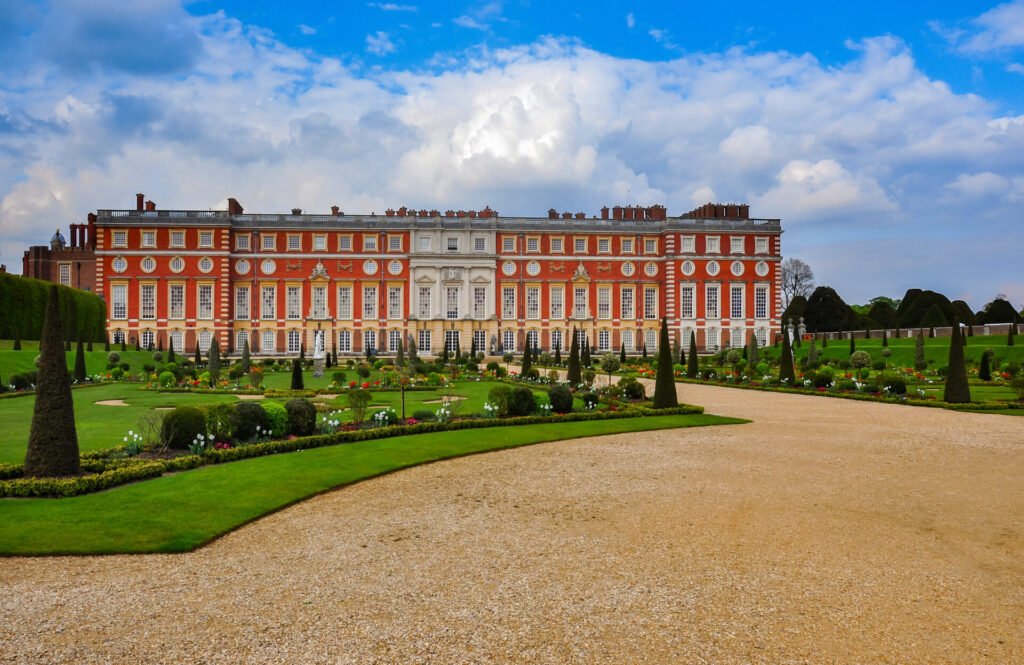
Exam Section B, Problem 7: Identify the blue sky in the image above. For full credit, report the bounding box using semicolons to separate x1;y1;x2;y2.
1;0;1023;309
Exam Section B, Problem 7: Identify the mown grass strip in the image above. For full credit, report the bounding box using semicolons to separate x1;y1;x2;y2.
0;413;742;556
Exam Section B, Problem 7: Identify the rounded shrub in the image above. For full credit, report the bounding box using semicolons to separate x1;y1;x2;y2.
110;367;124;380
581;391;600;409
285;398;318;436
1011;375;1024;400
548;384;573;413
160;406;206;450
261;401;288;438
107;352;120;364
486;361;500;372
523;368;540;381
202;403;235;443
882;376;907;394
411;409;435;421
152;351;163;363
872;360;886;370
356;364;371;379
849;350;872;369
232;401;270;441
509;386;537;416
755;362;770;376
119;362;130;372
487;384;512;416
158;371;176;387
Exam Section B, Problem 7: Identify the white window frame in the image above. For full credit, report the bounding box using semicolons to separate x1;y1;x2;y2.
755;236;769;254
140;284;156;320
235;287;250;321
288;330;302;354
621;237;634;254
680;235;695;253
573;287;588;319
597;287;611;320
233;234;248;251
502;287;516;320
550;287;564;319
444;330;460;352
705;285;720;319
199;231;214;248
234;330;248;353
170;331;184;353
502;329;516;352
312;286;327;319
198;284;213;320
621;287;634;320
622;329;634;351
730;285;744;320
445;287;459;320
337;287;352;319
474;237;486;252
338;330;352;353
111;285;127;319
473;287;487;319
261;330;276;353
169;284;185;320
706;236;720;253
261;286;276;320
643;287;658;319
418;329;431;353
526;287;540;320
388;287;402;320
363;286;377;319
59;263;71;286
363;329;377;353
286;286;302;320
419;236;431;252
418;287;432;319
598;329;610;351
755;286;768;320
731;236;744;254
363;236;377;252
389;329;402;352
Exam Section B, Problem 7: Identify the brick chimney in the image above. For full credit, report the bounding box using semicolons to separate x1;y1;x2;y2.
601;206;609;220
291;208;302;215
548;208;558;219
87;213;96;248
227;198;244;215
331;205;340;216
136;193;144;211
145;200;156;211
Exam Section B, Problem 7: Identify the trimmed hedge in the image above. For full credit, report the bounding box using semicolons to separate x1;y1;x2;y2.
0;272;106;342
0;404;703;498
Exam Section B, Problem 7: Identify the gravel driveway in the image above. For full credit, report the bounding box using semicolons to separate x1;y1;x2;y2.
2;382;1022;664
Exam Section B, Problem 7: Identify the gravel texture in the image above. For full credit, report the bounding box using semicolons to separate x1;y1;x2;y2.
2;382;1023;664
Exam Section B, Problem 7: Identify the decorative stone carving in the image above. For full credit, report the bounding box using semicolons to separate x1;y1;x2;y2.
310;261;328;279
572;262;590;280
441;267;463;281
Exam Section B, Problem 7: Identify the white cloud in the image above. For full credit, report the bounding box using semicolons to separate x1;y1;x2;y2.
1007;62;1024;73
941;172;1010;201
757;159;896;218
366;31;395;55
369;3;417;11
454;1;504;30
626;13;635;28
936;0;1024;54
298;24;316;35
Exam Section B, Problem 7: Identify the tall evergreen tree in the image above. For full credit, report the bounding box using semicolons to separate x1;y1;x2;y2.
208;339;221;380
521;336;533;376
943;320;971;403
619;344;625;364
882;329;888;347
87;341;93;352
396;335;406;368
555;340;562;364
673;337;682;365
979;350;992;381
581;336;591;367
168;340;176;363
821;333;827;348
687;332;699;379
849;333;856;355
13;337;21;351
470;335;477;358
121;338;127;352
567;327;582;385
104;337;110;352
642;342;648;360
652;319;678;408
913;330;926;371
748;333;760;365
73;336;86;383
290;357;304;390
441;344;449;364
194;341;201;364
135;336;141;351
24;285;81;478
1009;322;1016;347
239;339;250;374
779;326;796;385
456;335;462;360
300;343;306;362
66;339;71;352
158;336;164;352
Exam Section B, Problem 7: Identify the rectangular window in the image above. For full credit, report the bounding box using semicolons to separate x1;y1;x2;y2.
731;237;744;254
389;235;402;251
755;237;769;254
363;286;377;319
338;235;352;251
502;287;516;319
288;235;301;251
388;287;402;319
364;330;376;352
312;286;327;319
389;330;402;352
473;287;486;318
233;234;248;250
338;330;351;353
644;288;657;319
199;232;213;248
418;287;432;318
502;236;515;252
755;286;768;319
706;236;720;253
574;237;587;253
446;237;459;252
113;231;127;247
597;287;611;319
140;285;155;320
261;286;276;319
731;286;744;319
363;236;377;251
474;237;486;252
288;330;301;353
598;330;610;351
621;287;634;320
235;286;250;320
59;264;71;286
446;287;459;319
527;237;539;253
706;285;720;319
551;329;563;352
169;285;184;319
419;236;431;251
171;231;186;248
680;285;695;319
621;237;634;253
644;238;657;254
142;231;155;248
262;234;276;251
550;287;564;319
573;287;588;318
337;287;352;319
418;329;431;353
551;237;563;253
313;235;326;251
444;330;460;352
198;285;213;320
526;287;540;319
473;329;486;352
680;235;695;253
286;286;301;319
598;238;610;253
111;285;127;319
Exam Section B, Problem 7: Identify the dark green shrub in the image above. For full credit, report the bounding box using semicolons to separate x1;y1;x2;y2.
523;368;540;381
1011;376;1024;400
872;360;886;371
108;352;120;364
547;384;573;413
581;391;599;409
201;403;235;443
110;367;124;380
233;402;270;441
261;401;288;438
810;371;833;389
509;386;536;416
356;364;371;379
487;384;512;416
331;371;347;385
882;376;907;394
486;361;500;372
285;398;317;436
160;406;206;449
158;371;176;387
262;358;275;367
11;371;38;391
411;409;435;422
837;380;857;391
119;362;130;372
142;363;156;374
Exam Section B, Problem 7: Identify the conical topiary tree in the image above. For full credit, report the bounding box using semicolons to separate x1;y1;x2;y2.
914;330;926;371
779;326;796;385
208;339;221;380
1009;322;1016;347
882;329;888;347
194;341;201;365
687;332;699;378
748;333;760;366
158;336;164;352
978;350;992;381
167;340;176;364
567;327;582;385
619;344;625;364
555;340;562;365
943;320;970;403
652;319;678;408
24;285;81;478
300;343;306;362
290;357;304;390
673;337;681;365
73;336;86;383
581;337;591;367
396;335;405;369
87;340;93;352
239;339;250;374
849;333;855;355
521;336;533;377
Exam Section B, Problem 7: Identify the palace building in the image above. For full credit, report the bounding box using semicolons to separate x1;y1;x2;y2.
91;194;782;356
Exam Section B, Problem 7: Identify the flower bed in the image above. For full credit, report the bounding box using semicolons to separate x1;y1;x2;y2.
0;404;702;498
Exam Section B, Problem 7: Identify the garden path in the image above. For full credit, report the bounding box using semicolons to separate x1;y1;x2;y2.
2;382;1023;664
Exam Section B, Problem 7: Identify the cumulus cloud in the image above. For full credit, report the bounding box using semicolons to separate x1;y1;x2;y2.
2;12;1024;305
298;24;316;35
949;0;1024;54
366;30;395;55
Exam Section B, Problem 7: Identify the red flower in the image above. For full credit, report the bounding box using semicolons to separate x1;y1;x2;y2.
349;381;357;387
362;382;370;388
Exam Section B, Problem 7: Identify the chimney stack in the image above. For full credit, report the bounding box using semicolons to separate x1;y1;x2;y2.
227;198;244;215
291;208;302;215
331;205;340;216
136;193;144;211
145;200;156;211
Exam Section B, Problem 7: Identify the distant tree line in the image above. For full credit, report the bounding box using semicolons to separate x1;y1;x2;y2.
0;273;107;343
781;286;1021;333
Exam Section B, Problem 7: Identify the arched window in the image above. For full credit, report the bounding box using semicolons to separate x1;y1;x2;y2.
444;330;460;352
198;330;213;353
338;330;351;353
234;330;248;353
262;330;276;353
706;327;719;352
170;331;184;353
551;329;563;353
731;326;745;349
112;330;125;345
756;327;767;347
140;330;155;350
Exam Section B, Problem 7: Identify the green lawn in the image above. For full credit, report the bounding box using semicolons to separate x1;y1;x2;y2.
0;413;742;556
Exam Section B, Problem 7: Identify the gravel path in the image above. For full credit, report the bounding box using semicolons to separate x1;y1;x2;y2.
2;383;1023;664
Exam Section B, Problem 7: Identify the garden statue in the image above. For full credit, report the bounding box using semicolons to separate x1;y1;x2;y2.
312;330;326;378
